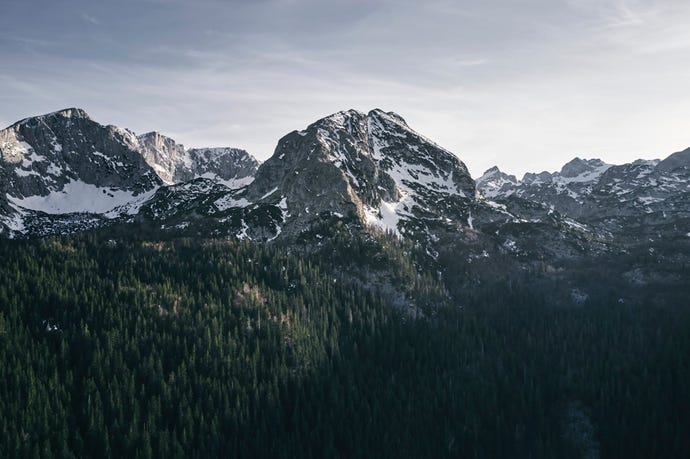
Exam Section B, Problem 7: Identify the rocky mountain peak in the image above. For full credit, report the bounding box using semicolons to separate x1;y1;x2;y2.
48;107;91;120
476;166;518;198
370;109;409;127
137;131;187;184
136;132;258;187
559;157;608;178
482;166;501;176
656;147;690;173
138;131;183;149
0;108;159;192
522;171;553;185
13;108;91;128
477;166;516;181
1;108;263;237
241;108;475;240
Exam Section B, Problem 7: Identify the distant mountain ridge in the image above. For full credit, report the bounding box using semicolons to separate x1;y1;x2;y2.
476;150;690;232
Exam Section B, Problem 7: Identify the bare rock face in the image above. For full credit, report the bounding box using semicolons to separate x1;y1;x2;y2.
137;131;187;184
559;157;608;178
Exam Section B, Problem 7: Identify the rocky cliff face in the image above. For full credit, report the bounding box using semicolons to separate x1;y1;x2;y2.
0;108;160;196
137;131;187;184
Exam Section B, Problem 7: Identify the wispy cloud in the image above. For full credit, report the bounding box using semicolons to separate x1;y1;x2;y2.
455;58;489;67
81;13;100;25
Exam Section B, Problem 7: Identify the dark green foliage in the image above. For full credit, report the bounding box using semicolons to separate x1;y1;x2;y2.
0;234;689;458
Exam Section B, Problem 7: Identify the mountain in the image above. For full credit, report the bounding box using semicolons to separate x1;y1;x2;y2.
476;153;690;238
476;158;612;214
126;109;611;308
0;109;259;237
475;166;518;198
137;131;258;186
0;108;162;236
234;108;476;240
121;108;479;250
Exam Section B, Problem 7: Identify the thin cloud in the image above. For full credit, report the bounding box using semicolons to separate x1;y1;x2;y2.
455;58;489;67
81;13;100;25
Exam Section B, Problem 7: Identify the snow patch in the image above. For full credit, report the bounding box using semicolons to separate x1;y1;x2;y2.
260;187;279;200
105;187;159;218
92;151;125;168
364;201;402;236
14;168;41;177
563;218;589;232
236;219;250;240
8;180;156;216
503;239;518;252
198;173;254;189
278;196;289;218
637;196;664;205
214;194;251;211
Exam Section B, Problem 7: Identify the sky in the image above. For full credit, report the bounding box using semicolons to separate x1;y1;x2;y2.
1;0;689;178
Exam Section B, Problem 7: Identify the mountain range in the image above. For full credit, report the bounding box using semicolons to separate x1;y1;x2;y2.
2;107;689;306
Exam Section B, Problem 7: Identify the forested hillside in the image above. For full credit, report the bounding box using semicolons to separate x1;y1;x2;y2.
1;234;689;458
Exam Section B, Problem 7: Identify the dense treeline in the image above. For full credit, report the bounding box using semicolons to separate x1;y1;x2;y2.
0;234;689;458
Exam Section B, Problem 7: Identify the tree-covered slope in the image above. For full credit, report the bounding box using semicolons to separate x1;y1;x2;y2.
1;234;689;458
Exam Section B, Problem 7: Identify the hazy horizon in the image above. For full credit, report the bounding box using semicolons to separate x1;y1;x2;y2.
2;0;690;177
